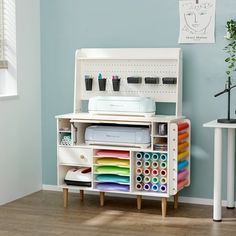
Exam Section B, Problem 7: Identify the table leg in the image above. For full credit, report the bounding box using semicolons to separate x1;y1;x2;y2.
227;129;235;209
213;128;222;222
63;188;68;208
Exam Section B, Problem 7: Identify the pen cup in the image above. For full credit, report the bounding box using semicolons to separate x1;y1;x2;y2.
85;77;93;91
112;78;120;91
98;78;106;91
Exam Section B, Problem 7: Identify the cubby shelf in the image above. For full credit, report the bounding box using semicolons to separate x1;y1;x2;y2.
56;48;191;218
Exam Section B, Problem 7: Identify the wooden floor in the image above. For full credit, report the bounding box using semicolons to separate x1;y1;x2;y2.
0;191;236;236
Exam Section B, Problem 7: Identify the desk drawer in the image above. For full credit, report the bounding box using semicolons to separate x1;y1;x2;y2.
58;147;92;165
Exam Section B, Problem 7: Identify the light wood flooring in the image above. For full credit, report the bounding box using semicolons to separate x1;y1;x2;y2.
0;190;236;236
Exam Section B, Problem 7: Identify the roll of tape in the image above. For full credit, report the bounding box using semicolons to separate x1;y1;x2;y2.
136;160;143;167
160;177;167;184
160;153;167;162
151;153;159;161
151;161;159;168
136;152;143;160
160;162;167;169
144;153;151;160
144;176;151;183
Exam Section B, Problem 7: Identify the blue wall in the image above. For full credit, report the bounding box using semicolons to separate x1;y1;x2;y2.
41;0;236;199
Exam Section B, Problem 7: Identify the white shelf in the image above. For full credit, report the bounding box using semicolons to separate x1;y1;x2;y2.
55;48;191;214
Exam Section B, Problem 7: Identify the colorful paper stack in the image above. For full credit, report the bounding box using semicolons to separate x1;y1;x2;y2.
94;150;130;192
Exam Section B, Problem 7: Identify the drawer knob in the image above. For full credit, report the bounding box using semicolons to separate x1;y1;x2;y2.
80;155;85;159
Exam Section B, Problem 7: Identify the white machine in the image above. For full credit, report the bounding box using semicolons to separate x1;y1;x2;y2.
64;167;92;187
88;96;156;116
85;125;151;148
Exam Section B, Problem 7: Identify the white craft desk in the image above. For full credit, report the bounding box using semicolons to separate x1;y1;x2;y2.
203;120;236;221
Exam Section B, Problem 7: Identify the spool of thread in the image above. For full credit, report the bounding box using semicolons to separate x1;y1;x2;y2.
178;160;188;171
144;183;151;191
178;122;189;132
144;176;151;183
151;184;159;192
151;153;159;161
160;184;167;193
178;169;189;182
178;142;189;151
136;160;143;167
136;168;142;175
152;176;159;184
160;169;167;176
160;162;167;169
152;169;159;176
144;152;151;160
136;183;143;191
178;178;189;190
178;151;189;161
136;152;143;160
178;132;189;142
136;175;143;183
151;161;159;168
144;160;151;168
160;153;167;162
160;177;167;185
144;168;151;175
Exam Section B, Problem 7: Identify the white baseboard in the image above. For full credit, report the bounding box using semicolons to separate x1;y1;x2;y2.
42;184;235;207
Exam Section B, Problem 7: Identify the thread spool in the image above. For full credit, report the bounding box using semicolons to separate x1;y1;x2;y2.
178;169;189;182
160;184;167;193
160;169;167;176
178;178;189;190
136;183;143;191
178;160;188;170
160;153;167;162
160;177;167;185
151;161;159;168
144;152;151;160
144;160;151;168
136;152;143;160
152;169;159;176
151;184;159;192
144;176;151;183
136;168;142;175
144;168;151;175
152;176;159;184
151;153;159;161
144;183;151;191
178;122;189;132
136;175;143;183
160;162;167;169
136;160;143;167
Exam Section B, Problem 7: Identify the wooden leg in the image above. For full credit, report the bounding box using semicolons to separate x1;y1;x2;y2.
174;193;178;209
80;190;84;202
137;195;142;210
100;192;105;207
63;188;68;208
161;197;167;217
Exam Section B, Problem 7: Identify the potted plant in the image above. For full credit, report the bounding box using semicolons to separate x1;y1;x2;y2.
215;19;236;123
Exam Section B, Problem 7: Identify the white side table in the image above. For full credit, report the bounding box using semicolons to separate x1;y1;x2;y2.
203;120;236;221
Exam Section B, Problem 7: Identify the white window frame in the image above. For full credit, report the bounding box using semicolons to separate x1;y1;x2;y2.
0;0;17;97
0;0;8;68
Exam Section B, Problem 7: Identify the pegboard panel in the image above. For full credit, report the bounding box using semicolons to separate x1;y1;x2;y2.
74;48;182;116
